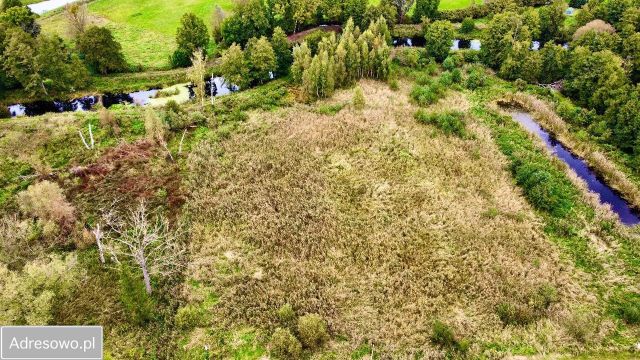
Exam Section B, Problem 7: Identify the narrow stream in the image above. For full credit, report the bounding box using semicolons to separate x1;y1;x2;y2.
511;111;640;226
7;77;236;118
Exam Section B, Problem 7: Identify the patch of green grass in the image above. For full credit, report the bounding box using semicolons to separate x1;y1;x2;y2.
315;102;347;116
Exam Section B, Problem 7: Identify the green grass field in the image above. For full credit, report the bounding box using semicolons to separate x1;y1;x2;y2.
37;0;479;70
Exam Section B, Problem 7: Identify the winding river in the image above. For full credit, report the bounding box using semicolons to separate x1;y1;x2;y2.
511;111;640;226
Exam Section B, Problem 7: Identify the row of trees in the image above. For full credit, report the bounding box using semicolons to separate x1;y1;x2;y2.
215;0;443;50
291;18;391;100
0;3;127;98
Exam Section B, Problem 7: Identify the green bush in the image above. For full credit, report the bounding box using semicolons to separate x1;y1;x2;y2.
496;302;536;326
439;71;454;86
442;54;462;71
175;304;206;330
610;292;640;324
353;86;365;110
514;78;527;91
297;314;328;350
118;268;156;325
394;47;422;68
410;83;445;106
430;320;470;355
513;159;575;217
451;69;462;84
465;65;487;90
269;328;302;359
460;17;475;33
415;110;466;137
277;303;297;329
388;78;399;91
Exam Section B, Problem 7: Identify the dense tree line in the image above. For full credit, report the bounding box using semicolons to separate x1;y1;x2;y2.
480;0;640;170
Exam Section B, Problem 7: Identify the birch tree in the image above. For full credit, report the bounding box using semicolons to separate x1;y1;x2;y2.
188;50;207;107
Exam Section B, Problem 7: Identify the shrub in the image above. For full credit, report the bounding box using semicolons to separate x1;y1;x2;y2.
442;55;460;71
17;181;75;228
0;106;11;119
610;292;640;324
563;308;599;343
460;17;475;33
297;313;328;350
394;47;422;67
0;255;77;325
515;78;527;91
496;302;536;326
465;65;487;90
439;71;454;86
277;303;296;329
175;305;206;329
415;110;466;137
513;160;575;217
77;26;127;74
118;267;156;325
269;328;302;359
430;320;470;355
353;86;365;110
410;83;445;106
99;108;120;135
451;68;462;84
388;77;399;91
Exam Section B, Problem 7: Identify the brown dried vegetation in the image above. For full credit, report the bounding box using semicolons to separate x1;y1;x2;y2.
185;81;593;356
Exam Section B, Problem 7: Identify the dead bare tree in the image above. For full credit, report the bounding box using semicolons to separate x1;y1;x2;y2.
101;201;184;294
64;2;88;38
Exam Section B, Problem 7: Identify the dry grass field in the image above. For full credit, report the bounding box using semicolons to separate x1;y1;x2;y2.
181;80;600;357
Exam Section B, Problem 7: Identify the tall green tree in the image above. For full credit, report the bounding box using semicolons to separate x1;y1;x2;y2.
77;26;127;74
172;12;209;67
498;40;542;82
539;0;566;43
425;20;454;62
623;32;640;83
221;0;271;46
0;0;21;12
539;42;568;83
268;0;295;33
481;12;531;69
246;36;277;84
565;47;628;113
1;30;89;97
342;0;368;27
219;43;250;89
413;0;439;23
291;42;312;83
0;6;40;36
271;26;293;76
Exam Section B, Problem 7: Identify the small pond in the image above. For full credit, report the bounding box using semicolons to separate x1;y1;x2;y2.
511;111;640;226
7;77;236;118
28;0;79;15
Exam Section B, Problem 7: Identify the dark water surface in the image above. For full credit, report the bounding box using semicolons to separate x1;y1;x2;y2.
511;111;640;226
7;77;235;118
